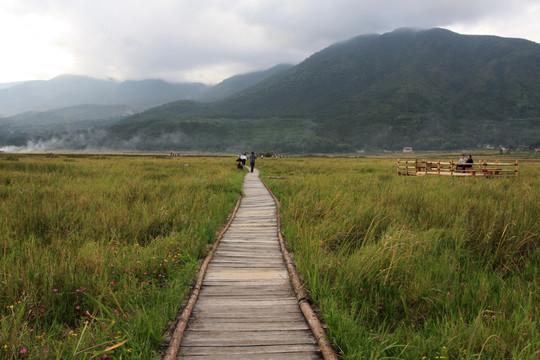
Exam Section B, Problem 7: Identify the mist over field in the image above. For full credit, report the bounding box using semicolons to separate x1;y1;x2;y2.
0;129;192;153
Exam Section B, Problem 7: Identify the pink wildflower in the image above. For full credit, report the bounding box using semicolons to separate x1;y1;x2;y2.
20;349;27;354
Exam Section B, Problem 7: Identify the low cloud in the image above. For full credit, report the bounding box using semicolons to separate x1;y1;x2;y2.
0;129;213;153
2;0;538;84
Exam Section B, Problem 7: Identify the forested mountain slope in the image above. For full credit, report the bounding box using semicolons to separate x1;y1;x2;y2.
111;28;540;152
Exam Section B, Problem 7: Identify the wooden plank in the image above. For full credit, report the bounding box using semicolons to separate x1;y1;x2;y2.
203;269;289;280
208;261;284;267
195;298;299;308
211;252;284;259
209;258;284;264
180;351;322;360
174;170;323;359
202;280;292;287
217;242;281;248
181;344;318;354
189;313;308;322
199;288;294;297
180;344;319;357
182;330;318;346
186;321;310;331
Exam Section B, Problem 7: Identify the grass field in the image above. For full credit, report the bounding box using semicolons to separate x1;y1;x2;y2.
1;154;538;359
261;157;539;360
0;154;244;359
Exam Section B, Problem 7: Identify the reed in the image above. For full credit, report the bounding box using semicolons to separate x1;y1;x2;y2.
0;154;244;359
262;157;539;360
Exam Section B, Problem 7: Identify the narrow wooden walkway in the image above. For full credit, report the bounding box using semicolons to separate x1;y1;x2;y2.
176;169;324;359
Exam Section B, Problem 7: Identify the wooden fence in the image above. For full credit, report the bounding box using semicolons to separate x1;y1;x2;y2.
397;159;519;177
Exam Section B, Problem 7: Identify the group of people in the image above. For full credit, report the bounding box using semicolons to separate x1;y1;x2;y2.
236;152;257;173
456;154;473;172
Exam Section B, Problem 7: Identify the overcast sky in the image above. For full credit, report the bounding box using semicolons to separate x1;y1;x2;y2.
1;0;539;84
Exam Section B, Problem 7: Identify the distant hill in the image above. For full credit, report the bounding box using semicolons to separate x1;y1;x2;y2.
106;28;540;152
0;75;208;116
0;66;293;118
199;64;294;102
0;81;24;90
0;104;134;133
0;67;297;150
0;104;136;146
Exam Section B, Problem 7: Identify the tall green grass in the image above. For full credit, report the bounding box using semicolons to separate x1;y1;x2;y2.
0;154;244;359
262;157;539;360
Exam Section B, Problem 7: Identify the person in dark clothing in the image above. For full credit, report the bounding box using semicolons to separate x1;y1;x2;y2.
249;152;257;173
236;155;244;169
464;154;473;172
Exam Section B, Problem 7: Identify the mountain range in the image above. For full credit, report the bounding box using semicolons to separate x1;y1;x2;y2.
1;27;539;153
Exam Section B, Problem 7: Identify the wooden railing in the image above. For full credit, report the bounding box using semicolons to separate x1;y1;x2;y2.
397;159;518;177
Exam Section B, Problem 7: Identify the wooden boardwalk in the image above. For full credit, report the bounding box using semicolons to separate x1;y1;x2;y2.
173;169;324;359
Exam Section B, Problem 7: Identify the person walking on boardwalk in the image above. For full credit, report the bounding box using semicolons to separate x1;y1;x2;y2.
240;153;247;166
249;152;257;173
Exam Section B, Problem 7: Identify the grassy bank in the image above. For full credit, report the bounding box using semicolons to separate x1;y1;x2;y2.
0;154;244;359
262;157;539;360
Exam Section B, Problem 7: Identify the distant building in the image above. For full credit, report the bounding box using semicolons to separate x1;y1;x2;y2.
402;147;413;153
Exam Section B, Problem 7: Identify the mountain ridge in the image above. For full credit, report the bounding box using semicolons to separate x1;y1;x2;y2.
0;75;209;117
107;28;540;152
2;28;540;152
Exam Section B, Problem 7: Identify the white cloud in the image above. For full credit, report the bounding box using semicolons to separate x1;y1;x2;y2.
445;2;540;43
0;0;539;84
0;8;74;81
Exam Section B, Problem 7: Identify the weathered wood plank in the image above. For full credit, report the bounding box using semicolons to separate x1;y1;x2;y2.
180;345;318;355
203;269;289;280
182;330;318;346
175;171;323;359
180;351;321;360
195;298;299;307
191;305;302;315
199;288;294;297
186;321;310;331
189;313;308;322
211;252;283;259
180;344;319;357
201;280;292;287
